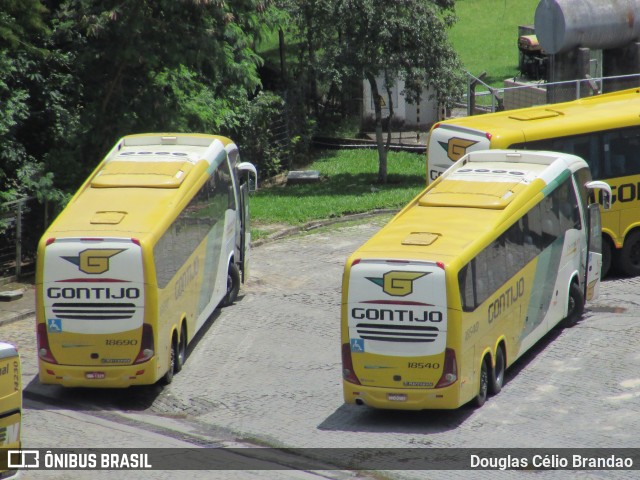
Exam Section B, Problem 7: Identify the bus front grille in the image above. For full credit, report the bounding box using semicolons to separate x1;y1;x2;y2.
51;302;136;320
355;323;440;342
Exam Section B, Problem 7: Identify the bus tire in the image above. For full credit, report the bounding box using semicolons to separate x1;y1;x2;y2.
175;324;187;373
474;358;489;408
220;262;240;307
619;230;640;277
562;282;584;328
489;345;505;395
161;337;177;385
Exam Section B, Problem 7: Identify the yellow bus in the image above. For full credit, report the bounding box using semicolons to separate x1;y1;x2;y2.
35;133;257;387
341;150;610;410
426;88;640;276
0;342;21;478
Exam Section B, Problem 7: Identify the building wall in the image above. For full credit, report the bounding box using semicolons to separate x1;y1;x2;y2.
362;77;439;129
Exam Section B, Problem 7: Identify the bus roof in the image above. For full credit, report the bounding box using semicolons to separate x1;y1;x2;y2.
353;150;585;265
435;88;640;145
45;133;236;239
0;342;18;358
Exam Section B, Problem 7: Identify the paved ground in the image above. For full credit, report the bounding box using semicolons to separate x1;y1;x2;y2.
2;217;640;480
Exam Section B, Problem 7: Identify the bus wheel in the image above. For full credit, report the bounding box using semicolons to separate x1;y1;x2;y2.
161;338;177;385
474;359;489;408
562;282;584;328
489;346;505;395
619;230;640;277
175;324;187;373
220;262;240;307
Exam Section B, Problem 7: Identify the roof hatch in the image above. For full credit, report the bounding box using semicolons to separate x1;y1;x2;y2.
420;178;522;209
91;161;193;188
90;211;127;225
508;109;562;121
402;232;440;246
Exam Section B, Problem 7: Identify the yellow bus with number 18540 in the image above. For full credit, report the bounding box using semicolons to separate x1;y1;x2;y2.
342;149;610;409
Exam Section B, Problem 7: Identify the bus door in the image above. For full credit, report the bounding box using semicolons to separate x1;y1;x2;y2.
584;182;611;300
235;162;257;282
585;203;603;301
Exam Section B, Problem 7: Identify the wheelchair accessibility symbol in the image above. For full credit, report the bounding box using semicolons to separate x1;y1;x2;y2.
47;318;62;333
350;338;365;353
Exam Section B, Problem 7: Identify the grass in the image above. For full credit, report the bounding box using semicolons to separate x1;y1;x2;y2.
448;0;538;85
250;149;426;239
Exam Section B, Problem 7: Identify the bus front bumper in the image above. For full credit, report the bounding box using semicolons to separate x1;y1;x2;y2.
38;359;159;388
343;380;461;410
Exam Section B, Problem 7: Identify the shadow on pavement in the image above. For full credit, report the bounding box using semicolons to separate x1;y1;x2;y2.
318;325;566;436
22;306;226;413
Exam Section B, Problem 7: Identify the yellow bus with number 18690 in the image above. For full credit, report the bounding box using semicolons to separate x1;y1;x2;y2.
36;133;257;388
341;149;610;409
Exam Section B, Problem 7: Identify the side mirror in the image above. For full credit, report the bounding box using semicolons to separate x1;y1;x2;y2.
237;162;258;192
585;180;612;210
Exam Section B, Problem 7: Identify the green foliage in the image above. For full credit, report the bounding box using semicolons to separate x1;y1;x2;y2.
0;0;48;50
0;0;72;206
328;0;465;106
47;0;277;187
232;92;285;177
229;90;314;177
152;65;236;132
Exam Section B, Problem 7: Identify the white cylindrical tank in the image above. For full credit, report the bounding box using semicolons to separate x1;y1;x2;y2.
535;0;640;54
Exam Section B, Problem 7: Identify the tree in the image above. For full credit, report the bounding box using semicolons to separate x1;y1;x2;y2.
46;0;279;187
287;0;465;183
339;0;465;183
0;0;74;208
275;0;336;116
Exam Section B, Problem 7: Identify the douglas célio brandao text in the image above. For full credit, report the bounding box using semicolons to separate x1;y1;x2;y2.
470;454;634;470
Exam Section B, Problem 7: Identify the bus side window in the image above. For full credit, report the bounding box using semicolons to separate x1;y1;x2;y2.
458;262;476;311
540;196;559;246
603;132;626;178
474;251;491;307
555;179;581;231
522;207;543;262
504;220;525;273
459;222;528;312
569;135;601;180
216;161;236;211
620;126;640;176
487;237;508;291
574;167;592;208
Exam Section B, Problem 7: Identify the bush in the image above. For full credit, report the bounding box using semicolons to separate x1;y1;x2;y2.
230;90;314;178
230;91;286;177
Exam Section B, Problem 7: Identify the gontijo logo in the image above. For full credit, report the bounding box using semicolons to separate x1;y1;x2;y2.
438;137;479;162
366;271;428;296
62;249;125;274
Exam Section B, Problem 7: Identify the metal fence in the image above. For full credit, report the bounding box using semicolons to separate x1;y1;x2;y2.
0;197;49;282
466;72;640;115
